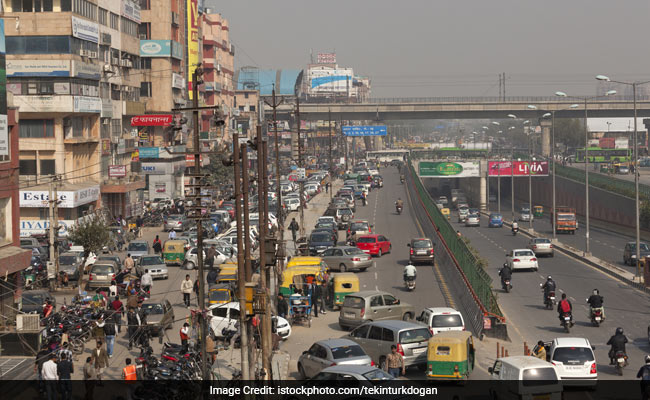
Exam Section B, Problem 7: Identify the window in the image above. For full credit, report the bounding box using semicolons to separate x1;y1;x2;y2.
431;314;463;328
73;0;97;20
138;23;150;39
249;105;256;112
381;328;394;342
111;84;121;101
98;8;108;26
121;17;138;37
61;0;71;11
369;295;383;307
398;328;431;344
20;119;54;138
40;160;56;175
0;198;12;246
110;13;119;30
140;58;151;69
139;0;150;10
38;208;50;220
383;295;397;305
368;326;383;341
111;119;121;137
19;160;37;175
239;106;245;111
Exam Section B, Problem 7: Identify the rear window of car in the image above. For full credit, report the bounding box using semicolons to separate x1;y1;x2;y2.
91;265;115;274
350;223;369;231
142;303;164;315
534;238;551;244
552;347;594;364
431;314;463;327
345;248;364;255
522;368;559;385
331;345;366;359
128;242;148;251
357;237;376;244
310;234;331;242
399;328;431;344
59;256;78;265
412;240;432;249
342;296;364;308
514;251;535;257
167;215;182;221
362;369;393;381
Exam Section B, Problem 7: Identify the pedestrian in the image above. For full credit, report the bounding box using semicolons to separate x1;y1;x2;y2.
180;323;190;353
325;182;330;193
34;344;50;394
42;353;58;400
111;296;124;333
205;335;216;365
43;299;54;318
168;229;177;240
193;278;200;304
57;342;72;363
126;290;139;310
57;352;73;400
124;253;134;273
93;316;106;343
311;282;322;317
206;244;217;269
384;345;405;378
152;235;162;254
109;280;118;299
83;356;96;400
361;191;367;206
136;215;143;237
206;267;218;286
103;319;116;358
181;275;193;307
91;341;108;385
122;358;137;381
277;293;288;319
141;269;153;293
289;218;299;243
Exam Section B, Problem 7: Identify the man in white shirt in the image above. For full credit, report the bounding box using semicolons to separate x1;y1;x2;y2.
42;354;58;400
168;229;177;240
141;269;153;293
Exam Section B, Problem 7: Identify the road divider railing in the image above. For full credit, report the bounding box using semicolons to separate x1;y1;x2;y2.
556;164;650;200
405;160;507;339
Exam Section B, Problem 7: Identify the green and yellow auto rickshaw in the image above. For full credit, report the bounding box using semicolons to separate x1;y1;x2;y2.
533;206;544;218
162;240;186;266
426;331;475;381
327;273;360;309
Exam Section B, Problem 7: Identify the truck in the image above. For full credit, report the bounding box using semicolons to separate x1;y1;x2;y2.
552;207;577;234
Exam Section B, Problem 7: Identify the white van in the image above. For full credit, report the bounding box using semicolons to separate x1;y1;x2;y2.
489;356;562;399
416;307;465;335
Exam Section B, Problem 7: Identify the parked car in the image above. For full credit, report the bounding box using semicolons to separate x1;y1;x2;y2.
624;241;650;266
338;290;414;330
137;255;169;279
416;307;465;335
505;249;539;271
488;213;503;228
335;208;354;229
97;255;121;267
58;252;83;281
348;320;431;370
283;198;301;212
88;263;117;288
309;231;337;255
164;214;188;232
355;235;391;257
528;237;554;257
297;339;373;378
183;246;233;270
408;238;435;265
310;365;393;381
142;299;175;337
465;214;480;227
320;246;372;272
126;240;150;262
546;337;597;386
20;290;55;314
314;220;338;237
346;220;371;241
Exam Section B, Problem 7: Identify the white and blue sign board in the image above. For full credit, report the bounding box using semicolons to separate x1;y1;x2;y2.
342;126;387;137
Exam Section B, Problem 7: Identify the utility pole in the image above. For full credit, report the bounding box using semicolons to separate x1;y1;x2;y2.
328;108;333;200
267;89;285;278
241;141;256;379
257;126;272;377
48;178;58;291
233;131;250;381
297;98;305;238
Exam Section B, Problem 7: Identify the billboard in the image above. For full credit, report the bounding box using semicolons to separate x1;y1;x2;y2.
317;52;336;64
71;16;99;43
7;60;70;77
187;0;199;99
139;40;184;58
108;165;127;178
342;126;387;137
488;161;549;176
0;20;6;157
308;67;353;93
130;115;173;126
419;161;480;177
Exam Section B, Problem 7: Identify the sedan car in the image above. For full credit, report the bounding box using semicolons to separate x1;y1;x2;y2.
126;240;149;262
164;214;188;232
314;221;338;237
137;255;169;279
528;237;554;257
310;365;393;381
298;339;373;379
355;235;391;257
320;246;372;272
465;214;480;227
408;238;435;264
488;213;503;227
142;299;175;337
624;241;650;266
506;249;539;271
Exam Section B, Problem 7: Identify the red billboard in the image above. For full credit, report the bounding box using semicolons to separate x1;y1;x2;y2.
131;115;173;126
488;161;549;176
108;165;127;178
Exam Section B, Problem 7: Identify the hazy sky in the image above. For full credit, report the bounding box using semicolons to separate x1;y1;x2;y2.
207;0;650;98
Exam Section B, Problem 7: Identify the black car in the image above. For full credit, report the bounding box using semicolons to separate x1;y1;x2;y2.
20;290;55;314
309;231;337;256
314;221;338;237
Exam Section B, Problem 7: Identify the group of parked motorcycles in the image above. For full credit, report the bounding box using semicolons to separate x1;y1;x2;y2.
135;341;202;380
41;305;110;356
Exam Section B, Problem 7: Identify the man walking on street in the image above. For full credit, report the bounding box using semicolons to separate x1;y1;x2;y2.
289;218;299;243
91;341;108;386
127;309;139;350
83;356;96;400
311;282;322;317
168;229;177;240
385;345;405;378
103;319;116;358
181;275;193;307
136;216;143;238
206;244;217;269
153;235;162;254
42;353;58;400
124;254;134;273
57;352;73;400
141;269;153;293
111;296;123;333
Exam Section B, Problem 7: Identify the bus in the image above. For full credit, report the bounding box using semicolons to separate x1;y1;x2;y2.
575;148;632;163
365;149;410;163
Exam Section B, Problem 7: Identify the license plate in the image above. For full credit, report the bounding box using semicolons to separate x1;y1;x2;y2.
412;348;426;354
345;312;355;318
618;358;625;363
595;317;601;321
564;317;570;321
417;251;427;255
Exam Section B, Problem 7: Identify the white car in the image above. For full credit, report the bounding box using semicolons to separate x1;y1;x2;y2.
505;249;539;271
317;216;337;225
416;307;465;335
283;198;300;212
548;337;597;386
368;169;379;176
465;214;480;227
209;302;291;339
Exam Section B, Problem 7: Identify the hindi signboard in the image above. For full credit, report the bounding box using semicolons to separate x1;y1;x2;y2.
342;126;387;137
130;115;173;126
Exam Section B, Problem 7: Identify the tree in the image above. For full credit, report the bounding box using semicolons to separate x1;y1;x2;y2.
554;118;585;149
67;217;111;283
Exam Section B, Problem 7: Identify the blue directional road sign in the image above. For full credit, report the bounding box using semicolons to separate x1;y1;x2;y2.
342;125;387;137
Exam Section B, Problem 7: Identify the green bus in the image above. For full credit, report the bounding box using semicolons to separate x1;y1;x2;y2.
575;147;632;163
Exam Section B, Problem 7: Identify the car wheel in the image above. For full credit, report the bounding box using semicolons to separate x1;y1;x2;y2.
377;249;382;258
402;312;413;321
339;263;347;272
298;363;307;379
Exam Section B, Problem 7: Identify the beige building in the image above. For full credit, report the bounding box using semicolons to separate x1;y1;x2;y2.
233;89;259;139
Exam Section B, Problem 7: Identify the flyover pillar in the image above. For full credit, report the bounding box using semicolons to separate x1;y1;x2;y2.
479;160;487;211
540;118;551;157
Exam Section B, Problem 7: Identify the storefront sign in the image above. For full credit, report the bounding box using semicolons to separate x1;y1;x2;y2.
140;40;173;57
488;161;549;176
20;220;77;237
131;114;173;126
131;150;140;162
138;147;159;158
140;163;166;175
73;96;101;113
14;95;74;113
71;16;99;43
155;183;166;193
71;60;101;79
121;0;142;24
101;139;111;155
20;185;100;208
172;73;184;89
185;154;203;167
7;59;70;77
108;165;127;178
418;161;480;177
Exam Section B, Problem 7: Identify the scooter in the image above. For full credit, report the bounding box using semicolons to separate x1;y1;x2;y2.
512;226;519;236
396;205;403;215
588;305;604;327
614;351;628;376
501;278;512;293
404;276;416;291
560;312;573;333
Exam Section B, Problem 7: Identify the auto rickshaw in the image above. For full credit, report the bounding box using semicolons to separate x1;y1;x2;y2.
216;273;237;287
279;266;324;297
533;206;544;218
162;240;186;266
440;208;451;220
327;273;360;309
218;263;237;276
426;331;475;380
208;283;235;305
286;256;328;273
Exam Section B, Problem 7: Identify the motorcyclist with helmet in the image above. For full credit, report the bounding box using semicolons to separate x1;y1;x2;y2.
511;221;519;235
557;293;573;326
395;198;404;214
587;288;605;320
607;327;629;365
498;263;512;291
637;355;650;400
541;275;556;304
403;263;417;284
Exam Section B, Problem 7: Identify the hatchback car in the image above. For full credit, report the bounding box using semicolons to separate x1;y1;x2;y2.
127;240;150;262
320;246;372;272
547;337;597;386
137;255;169;279
355;235;391;257
416;307;465;335
528;237;554;257
488;213;503;228
347;220;372;241
624;241;650;266
438;196;448;206
505;249;539;271
298;339;373;378
142;299;175;337
88;263;117;288
164;214;188;232
348;320;431;370
408;238;435;265
311;365;393;381
465;214;480;227
457;206;470;222
519;206;533;222
339;290;414;330
58;252;83;281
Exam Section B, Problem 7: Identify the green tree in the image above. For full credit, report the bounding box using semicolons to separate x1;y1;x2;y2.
67;217;111;282
206;153;234;187
554;118;584;148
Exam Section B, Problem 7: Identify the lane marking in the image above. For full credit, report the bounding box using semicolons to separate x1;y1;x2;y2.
374;271;378;280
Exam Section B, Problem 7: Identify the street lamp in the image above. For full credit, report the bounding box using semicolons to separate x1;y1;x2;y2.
596;75;650;280
507;116;517;221
555;89;617;256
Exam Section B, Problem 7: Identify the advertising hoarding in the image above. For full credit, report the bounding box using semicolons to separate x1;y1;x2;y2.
130;115;173;126
108;165;127;178
20;220;77;237
73;96;101;113
488;161;549;176
308;67;353;93
317;53;336;64
342;126;387;137
418;161;480;177
141;163;167;175
7;59;70;77
71;16;99;43
172;73;184;89
121;0;141;24
187;0;199;99
140;40;174;57
20;186;100;208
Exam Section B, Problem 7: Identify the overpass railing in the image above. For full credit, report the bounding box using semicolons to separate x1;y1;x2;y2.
407;160;504;321
367;95;650;104
555;165;650;200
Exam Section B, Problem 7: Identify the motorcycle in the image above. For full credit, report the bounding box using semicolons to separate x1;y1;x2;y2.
512;226;519;236
560;312;572;333
396;205;403;215
540;284;556;310
501;278;512;293
614;351;628;376
400;177;405;184
404;275;416;291
589;305;604;327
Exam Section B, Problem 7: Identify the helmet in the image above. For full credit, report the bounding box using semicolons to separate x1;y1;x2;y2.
645;355;650;364
547;276;552;281
593;289;599;295
616;327;624;335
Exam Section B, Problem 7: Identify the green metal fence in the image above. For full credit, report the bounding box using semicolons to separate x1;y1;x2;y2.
555;165;650;200
408;161;503;317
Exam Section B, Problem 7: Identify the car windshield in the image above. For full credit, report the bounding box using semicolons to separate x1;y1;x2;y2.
522;368;559;385
128;242;148;251
432;314;463;327
357;237;376;244
310;234;331;242
490;214;502;220
345;248;365;255
342;296;364;309
142;303;164;315
91;265;114;274
557;214;575;221
350;223;369;231
362;369;394;381
631;243;650;251
331;345;367;359
514;251;534;257
399;328;431;344
412;240;432;248
552;347;594;364
141;256;164;265
339;209;352;215
22;293;44;305
209;290;230;301
59;256;78;265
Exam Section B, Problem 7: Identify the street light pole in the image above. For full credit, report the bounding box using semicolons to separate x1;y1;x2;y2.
551;111;557;241
634;82;641;280
584;97;590;255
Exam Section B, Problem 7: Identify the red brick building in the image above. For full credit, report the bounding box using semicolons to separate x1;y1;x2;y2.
0;107;31;326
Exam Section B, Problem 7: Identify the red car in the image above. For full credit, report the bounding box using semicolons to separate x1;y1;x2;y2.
355;234;391;257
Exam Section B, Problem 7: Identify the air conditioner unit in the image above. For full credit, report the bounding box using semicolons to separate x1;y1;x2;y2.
126;60;133;68
89;51;98;59
103;64;113;73
103;52;110;63
16;314;40;331
120;59;128;67
111;58;120;66
79;49;90;57
138;34;147;40
172;12;180;26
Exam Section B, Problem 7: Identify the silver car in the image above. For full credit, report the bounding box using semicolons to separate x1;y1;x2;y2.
458;206;470;222
58;252;83;281
465;214;480;227
164;214;188;232
126;240;150;262
311;365;393;381
137;255;169;279
320;246;372;272
297;338;373;379
528;237;554;257
88;263;117;288
339;290;415;330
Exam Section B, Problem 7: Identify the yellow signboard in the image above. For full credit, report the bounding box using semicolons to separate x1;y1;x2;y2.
187;0;199;99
